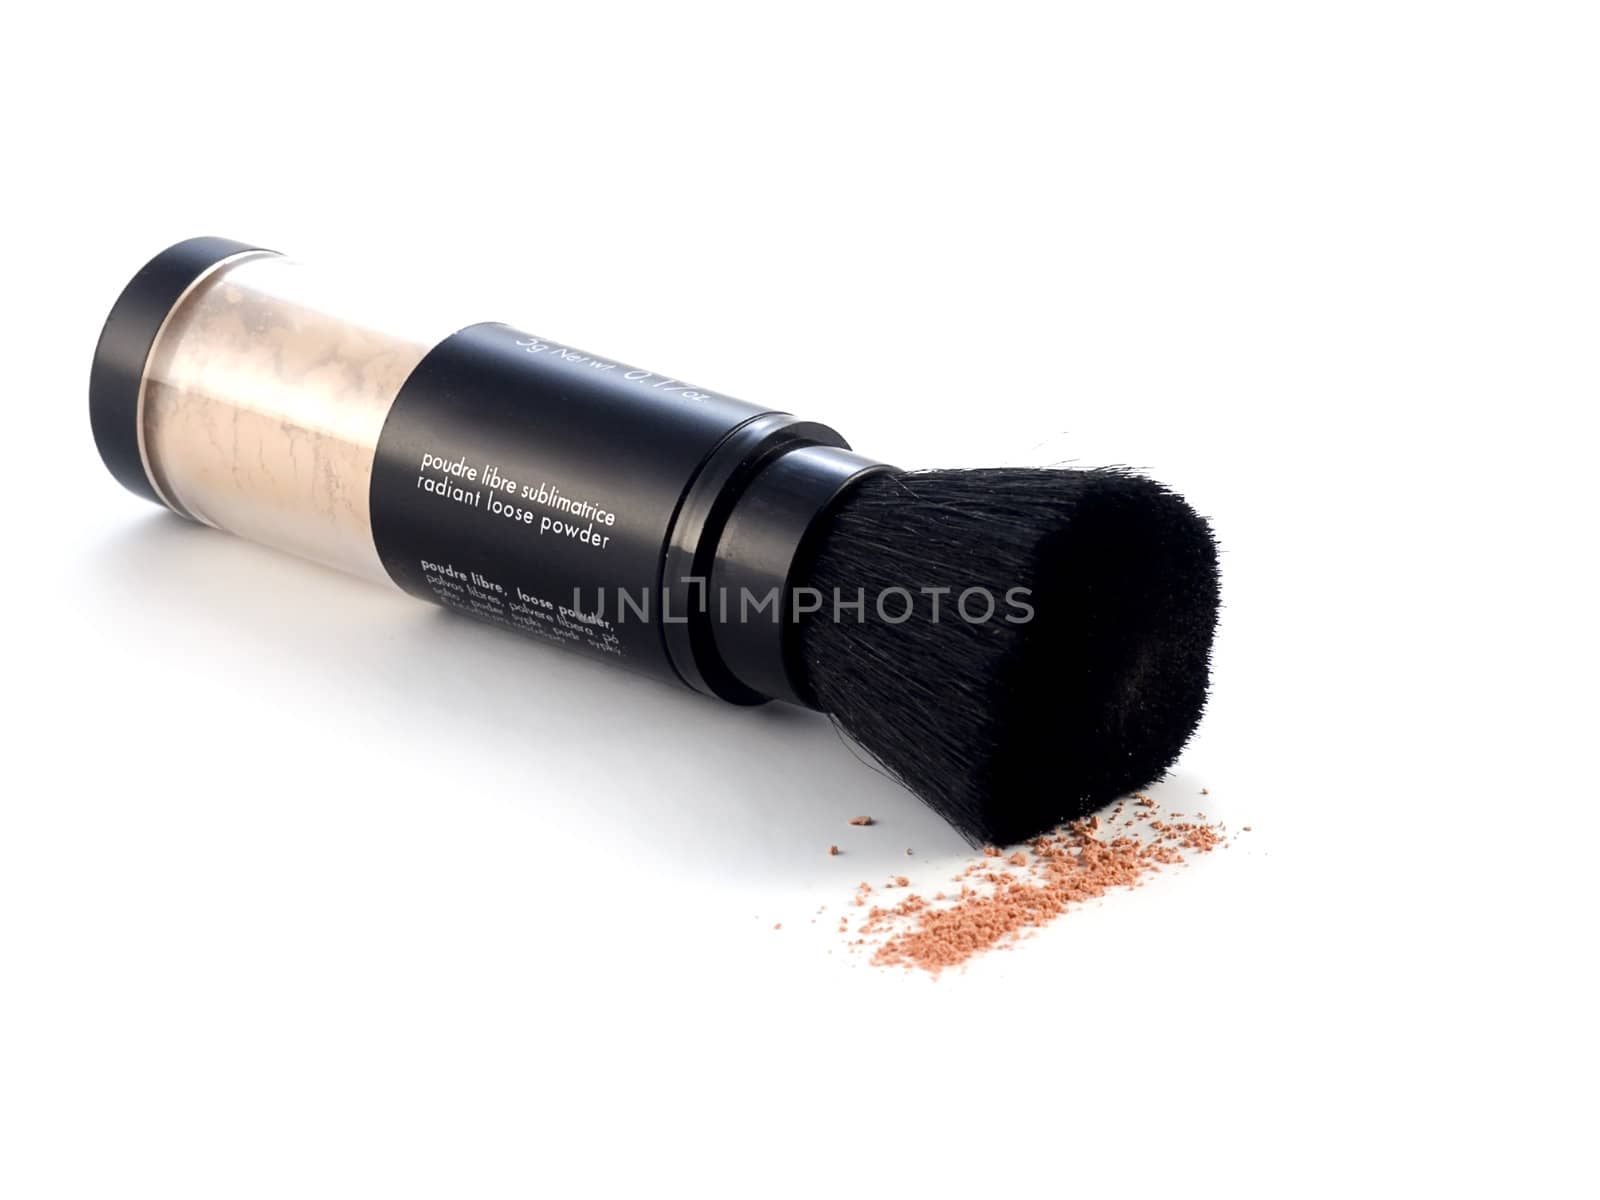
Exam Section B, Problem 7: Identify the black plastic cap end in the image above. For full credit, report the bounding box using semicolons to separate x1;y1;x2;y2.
89;236;265;507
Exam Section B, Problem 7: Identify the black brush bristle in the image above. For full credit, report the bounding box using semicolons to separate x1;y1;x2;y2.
794;468;1219;846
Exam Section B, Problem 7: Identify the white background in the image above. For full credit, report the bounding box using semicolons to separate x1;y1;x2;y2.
2;3;1596;1196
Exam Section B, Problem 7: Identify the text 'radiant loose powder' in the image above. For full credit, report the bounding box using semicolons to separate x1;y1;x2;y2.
838;794;1231;974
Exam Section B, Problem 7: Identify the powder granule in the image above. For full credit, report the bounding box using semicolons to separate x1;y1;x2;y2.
844;796;1230;975
848;816;874;826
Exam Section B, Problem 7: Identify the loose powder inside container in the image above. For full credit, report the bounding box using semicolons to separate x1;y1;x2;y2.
838;793;1233;974
138;254;450;580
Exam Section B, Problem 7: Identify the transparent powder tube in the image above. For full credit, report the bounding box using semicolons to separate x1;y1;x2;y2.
128;247;451;581
91;237;885;705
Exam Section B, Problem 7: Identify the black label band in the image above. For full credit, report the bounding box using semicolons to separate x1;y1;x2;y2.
369;323;775;686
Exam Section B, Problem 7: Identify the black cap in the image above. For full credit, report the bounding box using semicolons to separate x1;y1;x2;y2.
89;236;267;507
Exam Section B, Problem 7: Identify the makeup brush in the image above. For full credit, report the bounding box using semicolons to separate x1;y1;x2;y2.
796;467;1217;846
91;237;1218;846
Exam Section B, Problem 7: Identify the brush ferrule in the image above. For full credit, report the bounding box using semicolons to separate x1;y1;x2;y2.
702;445;890;708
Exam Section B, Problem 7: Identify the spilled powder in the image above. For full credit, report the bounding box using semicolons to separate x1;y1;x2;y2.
838;795;1233;975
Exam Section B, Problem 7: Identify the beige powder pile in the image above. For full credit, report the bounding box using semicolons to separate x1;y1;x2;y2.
841;793;1232;974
